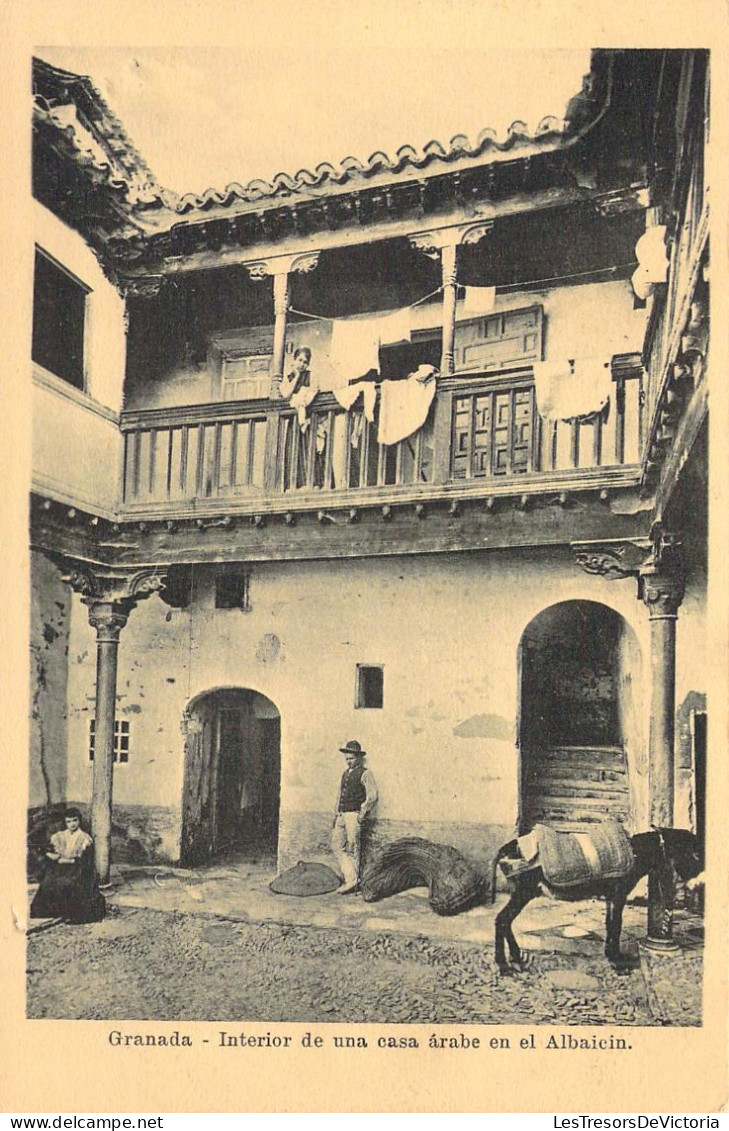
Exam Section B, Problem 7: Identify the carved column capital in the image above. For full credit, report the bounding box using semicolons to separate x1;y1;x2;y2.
245;251;320;283
638;567;685;619
83;599;133;641
63;563;168;613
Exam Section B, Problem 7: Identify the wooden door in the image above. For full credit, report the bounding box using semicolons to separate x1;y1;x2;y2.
213;707;247;854
521;744;630;832
180;706;216;864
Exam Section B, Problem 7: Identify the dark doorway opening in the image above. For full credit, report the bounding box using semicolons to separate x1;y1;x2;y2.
180;688;281;865
518;601;641;832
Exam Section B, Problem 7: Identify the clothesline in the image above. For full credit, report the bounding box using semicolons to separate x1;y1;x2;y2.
288;263;636;324
288;284;445;325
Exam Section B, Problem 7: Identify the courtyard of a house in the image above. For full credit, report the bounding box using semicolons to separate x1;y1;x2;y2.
26;859;703;1026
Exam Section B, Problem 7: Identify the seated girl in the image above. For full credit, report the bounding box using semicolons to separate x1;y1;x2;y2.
30;808;105;923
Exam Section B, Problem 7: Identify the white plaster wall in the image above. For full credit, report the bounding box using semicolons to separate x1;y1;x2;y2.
64;550;657;849
130;279;647;409
412;278;647;362
32;203;126;514
33;202;126;411
32;379;123;514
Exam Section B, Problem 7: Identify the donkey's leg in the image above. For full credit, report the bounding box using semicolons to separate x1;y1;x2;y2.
495;873;540;971
603;880;630;963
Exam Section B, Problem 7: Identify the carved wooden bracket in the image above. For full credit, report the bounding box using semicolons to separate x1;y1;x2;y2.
572;528;685;612
571;538;652;580
64;565;166;601
460;221;495;245
119;275;164;300
245;251;321;281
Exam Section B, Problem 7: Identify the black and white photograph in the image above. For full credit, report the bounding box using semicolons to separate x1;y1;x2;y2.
20;21;717;1068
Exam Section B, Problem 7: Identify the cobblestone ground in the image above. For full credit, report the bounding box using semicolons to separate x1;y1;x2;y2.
27;906;700;1025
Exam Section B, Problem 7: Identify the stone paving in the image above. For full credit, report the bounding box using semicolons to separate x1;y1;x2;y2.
26;854;704;1024
99;854;646;956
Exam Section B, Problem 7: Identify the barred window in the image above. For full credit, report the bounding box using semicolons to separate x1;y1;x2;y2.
89;719;130;763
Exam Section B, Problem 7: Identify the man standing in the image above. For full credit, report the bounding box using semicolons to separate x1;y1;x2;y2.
332;740;378;894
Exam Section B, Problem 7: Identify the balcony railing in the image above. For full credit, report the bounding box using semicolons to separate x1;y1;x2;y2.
120;368;642;514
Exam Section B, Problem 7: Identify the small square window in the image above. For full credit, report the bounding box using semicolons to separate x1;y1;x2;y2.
89;719;131;763
356;665;384;709
215;570;251;610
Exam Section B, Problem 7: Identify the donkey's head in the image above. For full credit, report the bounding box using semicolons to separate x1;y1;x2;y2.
658;828;703;881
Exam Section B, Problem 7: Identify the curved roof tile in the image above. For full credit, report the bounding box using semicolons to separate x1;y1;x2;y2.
163;115;573;215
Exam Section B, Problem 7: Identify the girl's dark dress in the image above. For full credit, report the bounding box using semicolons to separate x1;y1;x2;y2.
30;827;106;923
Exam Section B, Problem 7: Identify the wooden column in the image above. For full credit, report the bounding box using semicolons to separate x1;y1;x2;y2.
639;563;685;949
83;598;132;884
271;270;291;395
440;243;458;375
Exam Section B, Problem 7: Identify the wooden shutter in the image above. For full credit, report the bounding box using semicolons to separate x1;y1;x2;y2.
454;305;543;371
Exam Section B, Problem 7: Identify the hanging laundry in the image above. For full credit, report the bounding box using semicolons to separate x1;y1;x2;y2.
329;316;381;382
462;286;496;314
333;380;377;423
378;366;437;446
533;357;613;422
376;306;411;345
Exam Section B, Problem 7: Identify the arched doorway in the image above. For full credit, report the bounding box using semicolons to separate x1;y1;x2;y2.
180;688;281;865
518;601;641;832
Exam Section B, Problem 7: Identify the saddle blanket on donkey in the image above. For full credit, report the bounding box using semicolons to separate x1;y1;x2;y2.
515;820;635;889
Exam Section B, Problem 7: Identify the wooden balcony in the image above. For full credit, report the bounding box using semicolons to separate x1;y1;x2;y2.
119;367;643;520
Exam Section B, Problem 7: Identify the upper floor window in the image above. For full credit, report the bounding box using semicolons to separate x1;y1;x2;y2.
32;247;89;390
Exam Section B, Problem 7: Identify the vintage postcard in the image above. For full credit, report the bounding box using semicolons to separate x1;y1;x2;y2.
2;0;728;1114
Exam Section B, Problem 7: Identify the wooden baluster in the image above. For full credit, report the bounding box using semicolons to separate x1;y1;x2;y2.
376;434;387;487
360;418;371;488
414;428;424;484
323;410;334;490
132;430;142;499
122;433;130;502
530;390;541;473
166;429;174;498
195;425;205;497
615;377;626;465
306;414;317;488
229;422;239;491
570;419;580;468
180;426;189;494
488;390;497;477
213;423;223;495
592;410;603;468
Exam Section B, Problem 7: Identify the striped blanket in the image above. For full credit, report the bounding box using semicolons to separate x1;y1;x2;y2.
520;821;635;889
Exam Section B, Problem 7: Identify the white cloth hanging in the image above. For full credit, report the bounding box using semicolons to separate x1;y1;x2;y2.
329;317;381;381
378;367;437;446
377;307;411;345
533;357;612;422
333;380;377;423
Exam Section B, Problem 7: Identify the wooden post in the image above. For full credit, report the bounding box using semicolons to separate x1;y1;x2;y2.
83;599;132;884
639;563;684;949
271;270;290;395
440;243;458;375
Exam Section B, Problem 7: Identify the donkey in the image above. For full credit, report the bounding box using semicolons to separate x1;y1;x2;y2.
491;827;702;972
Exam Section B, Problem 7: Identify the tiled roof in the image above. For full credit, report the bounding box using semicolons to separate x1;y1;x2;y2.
165;116;573;215
32;58;163;208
